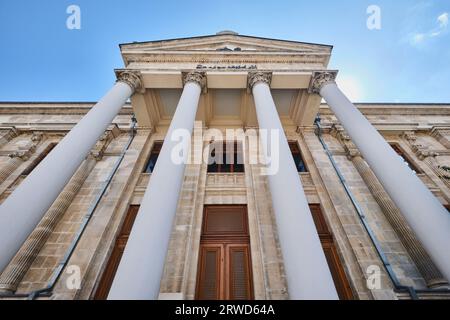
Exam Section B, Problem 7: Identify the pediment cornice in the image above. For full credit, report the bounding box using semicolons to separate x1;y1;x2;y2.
121;34;332;52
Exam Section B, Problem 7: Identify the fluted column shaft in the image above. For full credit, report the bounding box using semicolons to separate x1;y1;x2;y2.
0;158;96;292
0;71;142;273
351;155;447;288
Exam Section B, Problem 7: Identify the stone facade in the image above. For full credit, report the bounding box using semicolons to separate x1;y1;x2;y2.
1;33;449;300
0;101;448;300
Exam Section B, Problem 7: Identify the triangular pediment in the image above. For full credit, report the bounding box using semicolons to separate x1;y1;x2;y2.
120;32;332;54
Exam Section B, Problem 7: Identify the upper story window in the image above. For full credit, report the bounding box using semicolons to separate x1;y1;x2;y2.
390;144;421;174
207;141;244;173
289;142;307;173
144;141;163;173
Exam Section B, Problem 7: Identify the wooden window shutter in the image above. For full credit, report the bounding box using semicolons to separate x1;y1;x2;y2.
202;206;247;236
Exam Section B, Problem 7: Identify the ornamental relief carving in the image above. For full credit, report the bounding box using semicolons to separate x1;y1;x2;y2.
116;70;144;93
402;131;438;160
247;72;272;90
182;71;207;90
330;124;361;159
8;131;45;160
308;71;338;94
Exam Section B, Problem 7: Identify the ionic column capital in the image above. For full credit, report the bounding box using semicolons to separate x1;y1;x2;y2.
247;71;272;91
115;69;144;93
308;70;338;94
182;71;207;91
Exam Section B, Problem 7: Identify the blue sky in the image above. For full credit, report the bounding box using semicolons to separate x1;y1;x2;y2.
0;0;449;103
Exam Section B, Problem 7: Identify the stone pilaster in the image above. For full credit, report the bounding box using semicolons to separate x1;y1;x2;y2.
332;126;448;288
0;130;114;293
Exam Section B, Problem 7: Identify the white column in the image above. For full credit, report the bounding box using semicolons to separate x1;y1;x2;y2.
0;71;142;273
108;72;205;300
311;71;450;282
249;72;338;300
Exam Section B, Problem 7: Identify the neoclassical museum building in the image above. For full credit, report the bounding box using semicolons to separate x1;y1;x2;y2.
0;32;449;300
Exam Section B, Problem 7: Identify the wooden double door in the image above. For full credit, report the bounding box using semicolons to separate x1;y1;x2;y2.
196;205;254;300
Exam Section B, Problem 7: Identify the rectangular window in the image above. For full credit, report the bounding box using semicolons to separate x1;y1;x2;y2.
144;141;163;173
289;141;307;173
207;141;244;173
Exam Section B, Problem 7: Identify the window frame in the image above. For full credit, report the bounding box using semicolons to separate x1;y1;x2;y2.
289;141;308;173
143;141;163;173
207;141;244;173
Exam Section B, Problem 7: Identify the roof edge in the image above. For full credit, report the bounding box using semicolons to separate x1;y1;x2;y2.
119;33;333;50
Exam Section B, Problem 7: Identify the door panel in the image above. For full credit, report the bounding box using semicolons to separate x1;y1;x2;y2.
196;205;253;300
227;244;253;300
196;244;224;300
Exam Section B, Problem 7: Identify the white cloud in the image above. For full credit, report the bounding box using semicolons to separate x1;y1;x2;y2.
438;12;449;28
412;33;425;43
408;11;449;46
